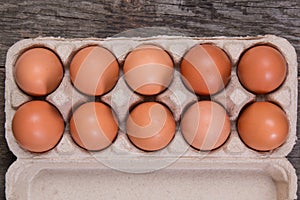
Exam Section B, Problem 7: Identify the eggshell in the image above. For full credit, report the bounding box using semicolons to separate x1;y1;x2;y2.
180;101;231;151
14;48;63;96
70;46;119;96
12;100;64;153
126;102;176;151
180;44;231;95
123;45;174;96
237;45;287;94
237;102;289;151
70;102;118;151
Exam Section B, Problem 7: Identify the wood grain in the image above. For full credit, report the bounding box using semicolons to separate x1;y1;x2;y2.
0;0;299;199
0;68;16;200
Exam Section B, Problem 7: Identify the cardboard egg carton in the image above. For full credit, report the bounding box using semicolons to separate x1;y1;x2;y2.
5;35;298;199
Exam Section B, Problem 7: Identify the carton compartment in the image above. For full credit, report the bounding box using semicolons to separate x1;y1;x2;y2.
6;159;296;200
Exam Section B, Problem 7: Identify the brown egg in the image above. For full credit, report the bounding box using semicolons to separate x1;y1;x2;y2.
237;102;289;151
237;45;287;94
70;102;118;151
123;45;174;96
70;46;119;96
126;102;176;151
180;44;231;95
12;101;64;152
180;101;231;151
14;48;64;96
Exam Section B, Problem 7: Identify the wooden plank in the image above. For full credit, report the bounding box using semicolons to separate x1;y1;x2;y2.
288;157;300;199
0;68;15;200
0;1;299;70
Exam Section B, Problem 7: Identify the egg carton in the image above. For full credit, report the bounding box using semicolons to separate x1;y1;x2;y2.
5;35;298;199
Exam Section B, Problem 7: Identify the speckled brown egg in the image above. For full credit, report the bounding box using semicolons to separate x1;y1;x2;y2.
70;46;119;96
14;48;64;96
123;45;174;96
180;44;231;95
126;102;176;151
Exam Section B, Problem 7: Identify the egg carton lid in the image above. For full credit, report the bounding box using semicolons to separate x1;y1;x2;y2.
5;157;297;200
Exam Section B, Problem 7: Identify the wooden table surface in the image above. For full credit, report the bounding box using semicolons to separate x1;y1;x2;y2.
0;1;299;199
